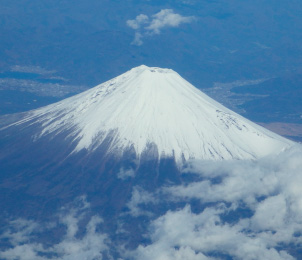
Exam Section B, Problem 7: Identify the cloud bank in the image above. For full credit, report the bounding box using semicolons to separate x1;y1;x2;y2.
1;146;302;259
130;145;302;259
126;9;195;45
131;204;295;260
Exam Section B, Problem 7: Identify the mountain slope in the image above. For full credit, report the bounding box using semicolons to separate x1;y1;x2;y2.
2;65;293;165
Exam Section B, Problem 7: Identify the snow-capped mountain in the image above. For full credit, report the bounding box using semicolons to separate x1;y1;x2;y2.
2;65;292;165
0;66;300;260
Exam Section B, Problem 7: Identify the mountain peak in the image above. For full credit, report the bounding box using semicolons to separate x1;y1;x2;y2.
131;65;174;74
4;66;293;165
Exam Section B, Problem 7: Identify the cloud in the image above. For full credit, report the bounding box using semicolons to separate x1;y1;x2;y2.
126;186;158;217
0;197;110;260
117;167;136;180
130;204;295;260
251;194;287;231
0;219;39;247
128;145;302;259
146;9;195;34
126;14;149;30
10;65;56;75
131;32;144;46
126;9;195;45
166;145;302;208
2;145;302;259
0;78;87;97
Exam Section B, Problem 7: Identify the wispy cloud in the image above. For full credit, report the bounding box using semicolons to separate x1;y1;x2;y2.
117;167;136;180
127;14;149;30
0;78;87;97
0;196;110;260
126;186;158;217
10;65;56;75
127;9;196;45
131;32;144;46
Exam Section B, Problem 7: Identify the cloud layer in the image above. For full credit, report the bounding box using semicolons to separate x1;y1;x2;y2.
131;145;302;259
131;204;295;260
1;146;302;259
126;9;195;45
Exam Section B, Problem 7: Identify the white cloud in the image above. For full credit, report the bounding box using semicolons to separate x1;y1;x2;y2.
117;167;136;180
166;145;302;208
126;9;195;45
1;219;39;246
120;144;302;259
137;144;302;259
126;186;158;217
2;145;302;259
146;9;195;34
251;194;287;231
126;14;149;30
130;204;295;260
49;215;107;260
10;65;56;75
0;197;110;260
131;32;144;46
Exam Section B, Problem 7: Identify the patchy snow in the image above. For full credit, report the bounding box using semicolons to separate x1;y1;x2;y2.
8;65;293;165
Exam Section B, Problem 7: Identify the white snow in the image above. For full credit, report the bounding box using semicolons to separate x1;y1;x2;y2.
9;65;293;165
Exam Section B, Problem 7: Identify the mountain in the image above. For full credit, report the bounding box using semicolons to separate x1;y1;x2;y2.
0;65;294;217
0;65;293;166
0;65;299;260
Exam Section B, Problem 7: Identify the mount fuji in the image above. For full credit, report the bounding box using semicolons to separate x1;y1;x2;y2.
0;65;299;260
0;65;293;166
